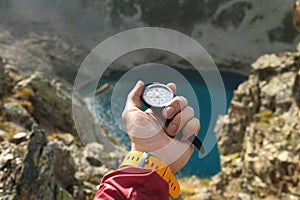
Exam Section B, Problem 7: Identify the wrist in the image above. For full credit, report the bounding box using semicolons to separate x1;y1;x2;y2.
120;150;180;199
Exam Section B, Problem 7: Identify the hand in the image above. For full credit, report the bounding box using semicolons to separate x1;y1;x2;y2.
122;81;200;173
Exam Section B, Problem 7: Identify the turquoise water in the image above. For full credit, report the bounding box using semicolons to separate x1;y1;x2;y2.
88;69;245;178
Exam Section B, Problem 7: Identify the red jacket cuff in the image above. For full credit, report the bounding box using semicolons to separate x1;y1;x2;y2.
94;166;169;200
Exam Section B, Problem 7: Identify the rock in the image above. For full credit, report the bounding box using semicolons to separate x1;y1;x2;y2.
11;132;28;144
0;57;13;97
0;153;14;169
17;128;48;197
15;127;85;199
178;176;213;200
0;121;28;142
0;63;116;199
5;64;24;82
293;69;300;108
0;129;7;141
14;73;75;133
277;151;292;163
251;54;281;71
86;155;102;167
0;141;24;199
217;74;260;155
213;48;300;199
236;193;252;200
61;133;75;146
3;102;36;130
84;143;104;167
84;142;124;169
56;187;74;200
4;121;27;134
50;132;75;146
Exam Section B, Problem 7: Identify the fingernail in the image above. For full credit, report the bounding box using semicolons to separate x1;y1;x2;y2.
165;106;175;117
167;123;177;134
136;80;143;86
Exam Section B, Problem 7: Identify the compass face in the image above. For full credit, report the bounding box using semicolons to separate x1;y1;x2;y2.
142;83;174;107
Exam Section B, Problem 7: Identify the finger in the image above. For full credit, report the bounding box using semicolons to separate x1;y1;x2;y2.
125;80;144;110
166;106;194;137
162;96;188;119
180;118;200;141
167;82;176;95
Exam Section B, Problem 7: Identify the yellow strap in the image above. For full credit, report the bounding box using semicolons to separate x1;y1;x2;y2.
120;151;180;199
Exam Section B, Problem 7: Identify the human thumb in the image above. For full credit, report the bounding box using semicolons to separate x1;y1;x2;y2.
126;80;144;110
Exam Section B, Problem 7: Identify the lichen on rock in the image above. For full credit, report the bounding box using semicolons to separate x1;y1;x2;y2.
213;47;300;200
0;65;116;199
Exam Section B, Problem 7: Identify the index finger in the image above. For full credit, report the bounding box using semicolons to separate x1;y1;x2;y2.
167;82;176;95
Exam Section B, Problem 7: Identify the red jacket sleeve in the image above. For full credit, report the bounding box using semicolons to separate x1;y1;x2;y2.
93;166;169;200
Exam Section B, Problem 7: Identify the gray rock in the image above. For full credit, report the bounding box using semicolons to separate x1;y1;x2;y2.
293;69;300;108
84;143;104;167
56;187;74;200
17;128;48;198
84;142;125;169
15;73;75;133
16;127;83;199
0;153;13;169
0;141;23;199
0;65;116;199
52;133;75;146
0;129;8;141
277;151;292;162
214;49;300;199
11;132;28;144
0;57;12;97
3;102;36;130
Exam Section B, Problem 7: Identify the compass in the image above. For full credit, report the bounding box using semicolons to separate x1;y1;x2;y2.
141;83;205;153
142;83;174;108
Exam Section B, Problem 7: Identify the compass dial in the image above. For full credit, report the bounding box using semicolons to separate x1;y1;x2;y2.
142;83;174;107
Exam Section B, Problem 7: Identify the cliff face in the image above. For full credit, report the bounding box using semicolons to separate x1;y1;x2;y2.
0;58;117;199
213;48;300;199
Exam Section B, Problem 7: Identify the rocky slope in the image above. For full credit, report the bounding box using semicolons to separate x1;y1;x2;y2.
2;49;299;200
205;47;300;200
1;46;300;200
0;58;119;199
